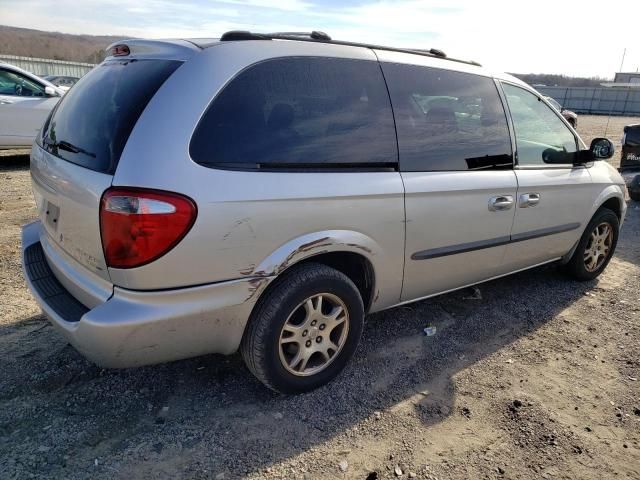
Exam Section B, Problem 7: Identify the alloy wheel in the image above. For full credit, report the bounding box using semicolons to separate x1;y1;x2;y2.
584;222;613;272
278;293;349;377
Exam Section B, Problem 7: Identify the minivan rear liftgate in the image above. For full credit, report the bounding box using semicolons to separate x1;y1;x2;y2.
29;56;184;294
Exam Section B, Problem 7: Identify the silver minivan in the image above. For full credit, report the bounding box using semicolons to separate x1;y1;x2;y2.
22;32;627;393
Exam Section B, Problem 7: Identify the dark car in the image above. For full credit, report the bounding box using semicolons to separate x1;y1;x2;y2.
620;123;640;201
545;96;578;128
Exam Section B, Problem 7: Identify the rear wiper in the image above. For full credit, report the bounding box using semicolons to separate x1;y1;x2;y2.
44;137;96;158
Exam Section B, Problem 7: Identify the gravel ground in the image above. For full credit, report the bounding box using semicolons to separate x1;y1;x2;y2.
1;116;639;480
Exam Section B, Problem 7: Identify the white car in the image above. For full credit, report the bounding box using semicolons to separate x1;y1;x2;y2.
0;63;64;149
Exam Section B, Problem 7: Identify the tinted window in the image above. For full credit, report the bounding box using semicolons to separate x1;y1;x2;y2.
502;83;577;166
0;69;45;97
190;57;397;169
40;59;181;174
381;63;512;171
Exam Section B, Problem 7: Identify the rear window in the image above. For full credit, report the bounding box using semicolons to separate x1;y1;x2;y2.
190;57;397;169
40;59;181;174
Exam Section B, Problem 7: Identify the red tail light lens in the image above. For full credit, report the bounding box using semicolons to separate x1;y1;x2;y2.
100;188;197;269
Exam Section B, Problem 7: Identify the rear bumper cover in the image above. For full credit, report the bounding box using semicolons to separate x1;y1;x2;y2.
22;220;271;368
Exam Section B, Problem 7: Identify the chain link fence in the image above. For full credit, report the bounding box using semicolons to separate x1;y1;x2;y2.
536;86;640;116
0;54;95;78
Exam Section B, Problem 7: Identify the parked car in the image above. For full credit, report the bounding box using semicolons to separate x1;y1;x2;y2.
620;123;640;201
43;75;80;92
0;63;64;149
544;96;578;128
22;32;626;393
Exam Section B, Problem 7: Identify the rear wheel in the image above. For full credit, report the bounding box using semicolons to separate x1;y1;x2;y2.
241;263;364;393
564;208;619;281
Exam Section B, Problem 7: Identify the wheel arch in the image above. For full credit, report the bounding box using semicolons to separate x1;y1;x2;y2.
562;190;624;264
599;196;623;219
252;230;382;313
591;186;625;221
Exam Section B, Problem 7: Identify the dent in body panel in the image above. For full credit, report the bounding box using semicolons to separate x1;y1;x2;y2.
252;231;377;278
248;230;399;311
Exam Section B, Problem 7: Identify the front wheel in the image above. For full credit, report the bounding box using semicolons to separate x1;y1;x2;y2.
564;208;619;281
241;263;364;394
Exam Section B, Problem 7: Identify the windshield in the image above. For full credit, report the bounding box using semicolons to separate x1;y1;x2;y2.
40;59;181;174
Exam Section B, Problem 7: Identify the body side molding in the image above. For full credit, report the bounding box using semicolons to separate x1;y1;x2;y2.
411;223;581;261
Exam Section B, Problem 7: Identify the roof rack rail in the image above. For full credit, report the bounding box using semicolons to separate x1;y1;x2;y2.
220;30;331;41
408;48;447;58
269;31;332;41
219;30;481;67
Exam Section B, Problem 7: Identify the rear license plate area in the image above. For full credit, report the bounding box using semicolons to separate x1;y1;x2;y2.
45;202;60;231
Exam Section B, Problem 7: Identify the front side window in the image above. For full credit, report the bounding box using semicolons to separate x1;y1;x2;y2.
502;83;577;166
190;57;397;169
381;63;512;171
0;69;45;97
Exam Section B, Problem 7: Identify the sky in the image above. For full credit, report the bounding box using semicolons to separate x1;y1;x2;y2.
1;0;639;78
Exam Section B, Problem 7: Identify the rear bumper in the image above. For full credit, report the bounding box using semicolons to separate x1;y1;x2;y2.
22;221;271;368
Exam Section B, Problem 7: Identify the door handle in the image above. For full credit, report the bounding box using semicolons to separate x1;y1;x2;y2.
519;193;541;208
488;195;514;211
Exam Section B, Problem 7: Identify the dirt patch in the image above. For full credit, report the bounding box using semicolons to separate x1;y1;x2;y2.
1;117;639;479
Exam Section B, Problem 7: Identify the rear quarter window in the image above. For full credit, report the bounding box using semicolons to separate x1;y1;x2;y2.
190;57;398;169
40;59;181;174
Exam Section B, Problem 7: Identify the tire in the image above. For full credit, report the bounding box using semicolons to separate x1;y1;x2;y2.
564;208;619;281
241;262;364;394
630;190;640;202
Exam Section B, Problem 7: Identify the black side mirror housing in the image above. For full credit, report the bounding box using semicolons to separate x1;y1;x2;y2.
590;137;615;159
574;137;615;165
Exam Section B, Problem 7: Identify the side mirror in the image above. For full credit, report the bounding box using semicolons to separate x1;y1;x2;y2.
590;137;614;160
574;137;615;164
44;85;59;97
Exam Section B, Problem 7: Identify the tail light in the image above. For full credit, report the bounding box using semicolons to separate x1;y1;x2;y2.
100;188;197;269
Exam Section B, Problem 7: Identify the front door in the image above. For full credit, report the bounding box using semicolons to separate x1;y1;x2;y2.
500;82;595;270
377;57;518;302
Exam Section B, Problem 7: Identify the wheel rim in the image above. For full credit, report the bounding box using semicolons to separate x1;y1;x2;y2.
278;293;349;377
584;222;613;272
